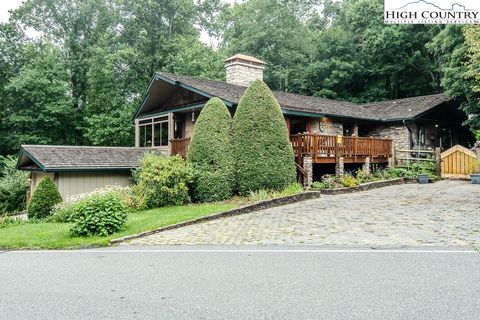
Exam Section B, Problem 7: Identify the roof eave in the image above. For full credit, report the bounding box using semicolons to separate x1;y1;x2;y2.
133;73;236;121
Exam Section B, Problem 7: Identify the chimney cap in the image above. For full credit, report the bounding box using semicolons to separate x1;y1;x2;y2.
225;54;266;65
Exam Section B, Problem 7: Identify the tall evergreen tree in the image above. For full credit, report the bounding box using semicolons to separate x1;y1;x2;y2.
232;80;296;195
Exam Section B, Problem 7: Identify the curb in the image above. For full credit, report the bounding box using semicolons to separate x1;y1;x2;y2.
109;191;322;245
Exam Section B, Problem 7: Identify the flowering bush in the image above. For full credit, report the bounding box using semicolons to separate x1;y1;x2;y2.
52;186;135;223
69;191;127;237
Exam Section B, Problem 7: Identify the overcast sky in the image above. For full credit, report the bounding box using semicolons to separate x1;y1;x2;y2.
0;0;25;22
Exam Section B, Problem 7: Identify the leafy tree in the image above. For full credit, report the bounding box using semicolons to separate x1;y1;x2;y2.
2;42;73;153
232;80;296;195
188;97;234;202
220;0;318;92
28;176;62;219
463;26;480;130
0;156;29;214
12;0;116;143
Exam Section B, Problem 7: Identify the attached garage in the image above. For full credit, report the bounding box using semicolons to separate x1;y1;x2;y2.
17;145;152;201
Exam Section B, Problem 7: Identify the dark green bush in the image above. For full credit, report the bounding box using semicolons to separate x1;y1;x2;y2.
188;97;234;202
70;191;127;237
132;154;194;209
0;156;29;214
27;176;62;219
232;79;296;195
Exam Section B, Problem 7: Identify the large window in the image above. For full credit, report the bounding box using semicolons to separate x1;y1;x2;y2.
139;116;169;147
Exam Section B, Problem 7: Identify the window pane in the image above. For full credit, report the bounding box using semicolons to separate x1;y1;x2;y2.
161;122;168;146
154;123;161;146
140;126;146;147
144;124;152;147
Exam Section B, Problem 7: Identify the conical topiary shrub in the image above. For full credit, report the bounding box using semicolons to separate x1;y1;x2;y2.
188;97;234;202
28;176;62;219
232;79;296;195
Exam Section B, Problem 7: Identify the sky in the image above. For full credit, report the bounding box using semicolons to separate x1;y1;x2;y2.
0;0;24;22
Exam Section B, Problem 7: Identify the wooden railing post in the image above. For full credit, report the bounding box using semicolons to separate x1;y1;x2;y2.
435;147;442;176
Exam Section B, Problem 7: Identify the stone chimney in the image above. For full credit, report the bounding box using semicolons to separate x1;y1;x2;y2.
225;54;266;87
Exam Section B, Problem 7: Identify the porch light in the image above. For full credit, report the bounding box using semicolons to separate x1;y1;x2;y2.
435;124;439;128
192;108;196;124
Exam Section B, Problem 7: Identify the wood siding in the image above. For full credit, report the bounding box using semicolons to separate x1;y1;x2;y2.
441;145;477;179
55;172;132;200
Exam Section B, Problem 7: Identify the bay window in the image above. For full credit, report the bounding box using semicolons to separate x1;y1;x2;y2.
139;116;169;147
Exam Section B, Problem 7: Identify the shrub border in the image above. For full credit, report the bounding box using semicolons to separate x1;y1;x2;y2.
109;191;322;245
110;177;439;245
315;178;406;195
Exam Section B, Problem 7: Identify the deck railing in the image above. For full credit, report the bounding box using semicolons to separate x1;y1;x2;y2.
290;133;393;163
171;134;392;163
170;137;191;158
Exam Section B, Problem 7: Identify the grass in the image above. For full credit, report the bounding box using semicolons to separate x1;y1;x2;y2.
0;203;235;250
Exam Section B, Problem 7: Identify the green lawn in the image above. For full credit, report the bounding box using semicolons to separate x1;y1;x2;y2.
0;203;235;250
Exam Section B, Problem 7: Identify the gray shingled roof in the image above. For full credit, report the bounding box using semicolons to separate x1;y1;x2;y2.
155;72;451;121
18;145;153;172
158;73;377;120
361;94;452;121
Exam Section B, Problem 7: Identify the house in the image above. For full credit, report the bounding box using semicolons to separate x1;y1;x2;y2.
133;54;474;180
18;54;475;197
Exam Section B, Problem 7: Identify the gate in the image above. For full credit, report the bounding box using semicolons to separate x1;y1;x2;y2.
441;145;478;179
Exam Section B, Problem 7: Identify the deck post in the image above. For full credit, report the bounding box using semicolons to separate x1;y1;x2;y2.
435;147;442;176
389;145;396;168
476;148;480;173
363;157;371;175
335;157;344;177
134;119;140;148
302;156;313;187
167;112;174;155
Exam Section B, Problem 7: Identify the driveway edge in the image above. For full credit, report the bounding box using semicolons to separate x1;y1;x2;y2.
110;191;322;245
317;178;406;195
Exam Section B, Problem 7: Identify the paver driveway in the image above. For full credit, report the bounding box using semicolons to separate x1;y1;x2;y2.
125;180;480;248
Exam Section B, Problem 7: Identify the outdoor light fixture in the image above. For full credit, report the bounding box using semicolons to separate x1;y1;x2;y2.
435;124;439;128
192;108;196;124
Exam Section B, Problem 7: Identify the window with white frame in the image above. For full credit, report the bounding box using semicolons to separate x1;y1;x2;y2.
139;116;169;147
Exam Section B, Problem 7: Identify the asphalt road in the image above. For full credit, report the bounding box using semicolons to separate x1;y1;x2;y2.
1;246;479;320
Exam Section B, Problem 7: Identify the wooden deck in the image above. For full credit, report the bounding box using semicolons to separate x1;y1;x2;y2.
171;134;393;165
170;137;190;158
290;134;393;164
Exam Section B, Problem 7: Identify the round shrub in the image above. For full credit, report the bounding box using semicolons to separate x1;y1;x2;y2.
188;97;234;202
132;154;194;209
28;176;62;219
232;79;296;195
70;191;127;237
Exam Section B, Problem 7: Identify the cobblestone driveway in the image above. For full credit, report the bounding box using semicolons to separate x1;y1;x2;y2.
125;181;480;247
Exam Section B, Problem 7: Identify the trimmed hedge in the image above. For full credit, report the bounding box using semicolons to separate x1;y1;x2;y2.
188;97;234;202
28;176;62;219
232;79;296;195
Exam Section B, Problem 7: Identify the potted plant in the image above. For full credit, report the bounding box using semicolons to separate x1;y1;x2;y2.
418;173;429;184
